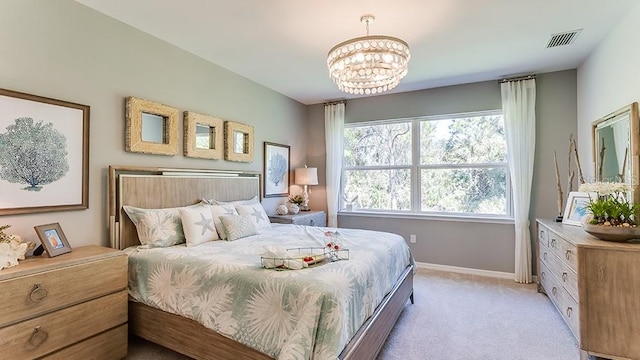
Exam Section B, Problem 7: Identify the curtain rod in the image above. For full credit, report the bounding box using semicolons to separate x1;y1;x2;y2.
323;99;347;106
499;74;536;83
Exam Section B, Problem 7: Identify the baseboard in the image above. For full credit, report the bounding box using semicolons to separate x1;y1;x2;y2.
415;261;538;282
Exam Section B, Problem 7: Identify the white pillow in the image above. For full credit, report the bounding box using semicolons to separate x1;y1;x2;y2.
123;205;187;247
202;195;259;206
235;203;271;230
209;204;239;240
179;205;219;246
219;215;258;241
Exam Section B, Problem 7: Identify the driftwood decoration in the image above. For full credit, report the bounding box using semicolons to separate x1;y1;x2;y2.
571;135;585;184
567;136;575;193
598;136;606;181
554;151;563;220
618;147;629;182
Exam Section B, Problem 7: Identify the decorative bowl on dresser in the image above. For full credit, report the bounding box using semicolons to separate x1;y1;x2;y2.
269;210;326;227
537;219;640;360
0;245;128;359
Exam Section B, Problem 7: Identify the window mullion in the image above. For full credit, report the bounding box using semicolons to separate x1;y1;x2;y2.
412;119;420;213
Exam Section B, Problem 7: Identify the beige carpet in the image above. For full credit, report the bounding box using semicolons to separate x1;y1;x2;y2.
125;269;580;360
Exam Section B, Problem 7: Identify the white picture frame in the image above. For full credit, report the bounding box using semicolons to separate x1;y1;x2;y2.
563;191;597;226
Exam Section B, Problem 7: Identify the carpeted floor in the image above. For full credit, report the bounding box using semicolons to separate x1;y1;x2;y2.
124;268;580;360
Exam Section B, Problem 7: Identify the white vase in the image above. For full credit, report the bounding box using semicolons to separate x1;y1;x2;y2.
288;204;300;214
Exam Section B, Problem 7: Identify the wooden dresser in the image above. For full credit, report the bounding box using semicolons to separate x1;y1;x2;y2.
0;245;128;359
269;210;326;227
537;219;640;360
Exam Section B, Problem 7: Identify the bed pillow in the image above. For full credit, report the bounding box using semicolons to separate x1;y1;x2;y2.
209;204;239;240
219;214;258;241
179;205;219;246
202;195;259;206
123;205;188;247
235;203;271;230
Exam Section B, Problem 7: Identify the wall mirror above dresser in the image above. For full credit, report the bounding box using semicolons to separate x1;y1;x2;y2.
592;102;640;203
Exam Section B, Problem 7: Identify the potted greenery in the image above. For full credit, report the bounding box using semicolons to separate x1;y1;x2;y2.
579;182;640;241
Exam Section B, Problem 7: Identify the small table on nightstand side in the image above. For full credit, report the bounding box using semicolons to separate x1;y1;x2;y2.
269;210;326;227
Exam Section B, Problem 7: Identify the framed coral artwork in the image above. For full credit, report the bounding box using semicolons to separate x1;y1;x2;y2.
263;142;290;198
0;88;89;215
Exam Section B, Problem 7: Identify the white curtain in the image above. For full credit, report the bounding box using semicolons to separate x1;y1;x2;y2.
324;102;345;227
501;78;536;284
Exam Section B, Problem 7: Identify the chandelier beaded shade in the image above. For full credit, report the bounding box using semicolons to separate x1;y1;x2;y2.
327;14;410;95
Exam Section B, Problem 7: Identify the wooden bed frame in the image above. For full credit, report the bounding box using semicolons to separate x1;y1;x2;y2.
108;165;414;360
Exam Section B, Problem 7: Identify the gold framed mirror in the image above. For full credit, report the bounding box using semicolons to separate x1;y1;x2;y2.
224;121;254;162
592;102;640;203
183;111;223;159
125;96;179;156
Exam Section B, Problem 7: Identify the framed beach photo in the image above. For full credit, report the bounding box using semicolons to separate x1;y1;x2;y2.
263;142;290;197
34;223;72;257
563;191;596;226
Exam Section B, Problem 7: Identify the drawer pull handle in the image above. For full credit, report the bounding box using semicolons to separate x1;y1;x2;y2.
566;306;573;318
543;253;547;261
565;250;571;260
552;286;557;296
541;272;545;281
30;284;48;302
29;326;48;348
562;272;568;282
550;239;556;248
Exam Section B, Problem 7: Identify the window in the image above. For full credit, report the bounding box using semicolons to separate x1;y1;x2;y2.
342;110;511;217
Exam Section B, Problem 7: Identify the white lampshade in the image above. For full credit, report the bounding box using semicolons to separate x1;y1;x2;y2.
295;167;318;185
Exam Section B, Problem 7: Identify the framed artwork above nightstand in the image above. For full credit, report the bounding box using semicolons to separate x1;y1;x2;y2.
269;210;326;227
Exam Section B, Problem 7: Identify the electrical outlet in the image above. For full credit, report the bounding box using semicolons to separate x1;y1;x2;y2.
410;234;416;244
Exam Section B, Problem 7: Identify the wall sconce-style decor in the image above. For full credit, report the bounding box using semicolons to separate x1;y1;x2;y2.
224;121;254;162
125;96;179;156
183;111;223;159
295;166;318;211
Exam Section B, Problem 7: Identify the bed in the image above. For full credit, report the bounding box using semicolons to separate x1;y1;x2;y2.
108;165;414;360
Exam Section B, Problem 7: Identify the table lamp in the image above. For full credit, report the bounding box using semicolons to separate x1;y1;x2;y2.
294;166;318;211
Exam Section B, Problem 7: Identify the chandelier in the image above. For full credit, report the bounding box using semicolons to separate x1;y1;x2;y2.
327;14;410;95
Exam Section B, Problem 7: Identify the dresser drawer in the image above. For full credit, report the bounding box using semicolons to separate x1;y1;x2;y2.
538;224;550;248
559;287;580;339
540;241;578;301
292;213;326;226
540;261;580;340
0;254;127;327
547;232;578;271
43;324;128;360
0;290;127;359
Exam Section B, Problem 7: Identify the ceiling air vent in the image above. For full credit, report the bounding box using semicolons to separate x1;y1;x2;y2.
546;29;582;48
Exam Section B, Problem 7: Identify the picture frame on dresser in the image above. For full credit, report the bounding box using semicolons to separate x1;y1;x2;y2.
0;88;89;216
34;222;72;257
562;191;596;226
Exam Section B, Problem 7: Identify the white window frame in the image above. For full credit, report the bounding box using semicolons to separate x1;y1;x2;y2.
341;110;513;221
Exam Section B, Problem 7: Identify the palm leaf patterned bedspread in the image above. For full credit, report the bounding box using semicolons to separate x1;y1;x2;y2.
124;224;412;360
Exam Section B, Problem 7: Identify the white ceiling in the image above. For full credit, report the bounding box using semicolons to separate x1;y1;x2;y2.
76;0;639;105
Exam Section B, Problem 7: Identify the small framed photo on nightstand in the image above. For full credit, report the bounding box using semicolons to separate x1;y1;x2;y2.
34;223;72;257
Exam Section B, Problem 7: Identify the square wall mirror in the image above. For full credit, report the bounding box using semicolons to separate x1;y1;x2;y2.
125;96;178;156
224;121;254;162
183;111;224;159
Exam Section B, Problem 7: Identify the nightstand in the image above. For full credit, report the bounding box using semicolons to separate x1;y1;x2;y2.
0;245;128;359
270;210;326;227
